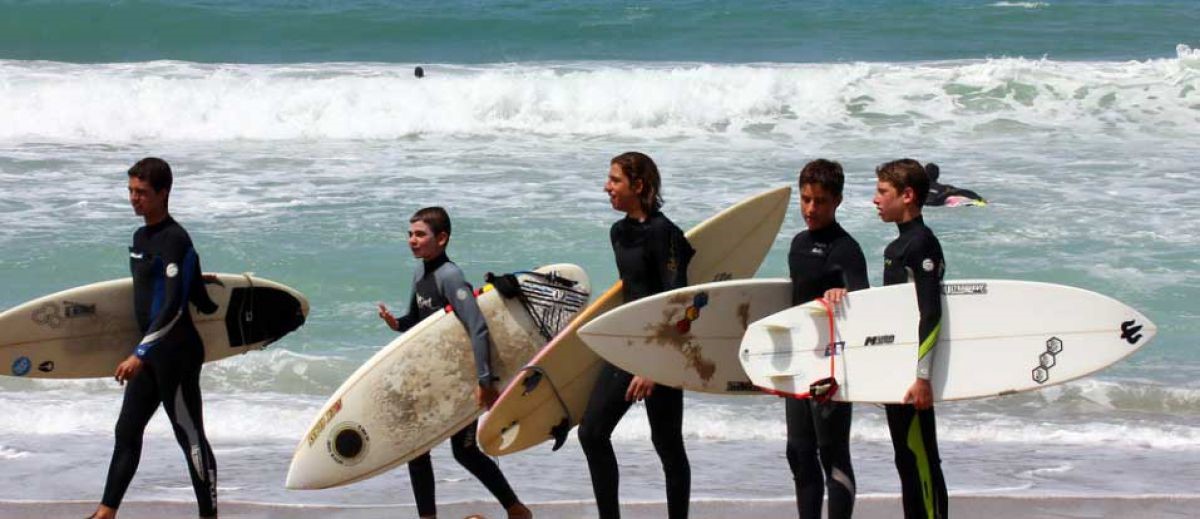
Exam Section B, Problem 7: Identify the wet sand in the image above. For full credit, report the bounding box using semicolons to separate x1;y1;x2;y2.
5;495;1198;519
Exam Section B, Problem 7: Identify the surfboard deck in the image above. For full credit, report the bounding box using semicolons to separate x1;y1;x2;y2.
740;280;1156;402
1;273;309;379
579;278;792;394
285;264;590;490
477;186;791;456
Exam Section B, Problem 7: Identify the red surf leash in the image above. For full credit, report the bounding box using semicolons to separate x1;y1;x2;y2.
756;297;840;402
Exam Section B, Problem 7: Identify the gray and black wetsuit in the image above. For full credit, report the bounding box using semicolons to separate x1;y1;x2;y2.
786;222;868;519
579;212;695;519
883;216;949;519
103;216;219;517
391;253;517;518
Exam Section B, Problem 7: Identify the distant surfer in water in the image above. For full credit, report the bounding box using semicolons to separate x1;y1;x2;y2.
578;152;695;519
377;207;532;519
414;66;425;78
873;159;949;518
92;158;220;519
925;162;986;207
785;159;869;519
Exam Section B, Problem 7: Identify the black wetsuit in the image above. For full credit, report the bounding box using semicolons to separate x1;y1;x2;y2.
103;216;219;517
786;222;868;519
578;212;695;519
926;182;985;206
883;216;948;519
392;253;517;518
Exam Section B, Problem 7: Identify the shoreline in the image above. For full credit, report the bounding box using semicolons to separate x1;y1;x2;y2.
6;495;1199;519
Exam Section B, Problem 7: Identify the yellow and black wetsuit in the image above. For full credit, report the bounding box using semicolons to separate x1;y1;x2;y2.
883;215;949;519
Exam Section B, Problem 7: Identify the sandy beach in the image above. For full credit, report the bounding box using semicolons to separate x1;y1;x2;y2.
5;495;1199;519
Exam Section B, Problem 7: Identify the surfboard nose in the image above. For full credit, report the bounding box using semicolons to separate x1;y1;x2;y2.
284;454;321;490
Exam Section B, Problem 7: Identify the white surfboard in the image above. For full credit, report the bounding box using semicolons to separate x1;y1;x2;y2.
0;273;309;379
285;265;590;490
477;186;791;456
579;279;792;394
740;280;1157;403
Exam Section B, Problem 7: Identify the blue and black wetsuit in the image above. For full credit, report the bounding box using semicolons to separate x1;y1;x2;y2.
103;216;219;517
786;222;868;519
579;212;695;519
883;216;949;519
391;253;518;518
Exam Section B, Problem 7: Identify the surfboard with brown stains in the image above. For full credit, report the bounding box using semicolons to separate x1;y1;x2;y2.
579;278;792;395
286;264;589;490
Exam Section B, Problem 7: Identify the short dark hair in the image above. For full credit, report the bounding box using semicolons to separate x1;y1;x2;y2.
875;158;930;207
798;159;844;197
611;151;663;213
410;206;451;237
127;157;173;193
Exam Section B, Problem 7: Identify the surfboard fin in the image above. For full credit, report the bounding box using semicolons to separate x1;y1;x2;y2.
550;418;570;451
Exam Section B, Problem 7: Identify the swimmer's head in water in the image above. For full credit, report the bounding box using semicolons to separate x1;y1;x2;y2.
925;162;940;183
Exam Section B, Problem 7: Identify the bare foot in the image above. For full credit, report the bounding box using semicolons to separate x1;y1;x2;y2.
507;501;533;519
89;504;117;519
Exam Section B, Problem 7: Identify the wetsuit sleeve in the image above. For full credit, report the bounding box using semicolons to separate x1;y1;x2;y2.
134;230;200;359
392;268;422;333
830;238;870;293
905;236;944;380
439;267;495;386
188;255;218;315
649;224;694;291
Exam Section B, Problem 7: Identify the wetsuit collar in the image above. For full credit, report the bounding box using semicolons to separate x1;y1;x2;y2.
622;210;659;225
423;252;450;271
143;215;175;234
897;215;925;234
809;221;845;241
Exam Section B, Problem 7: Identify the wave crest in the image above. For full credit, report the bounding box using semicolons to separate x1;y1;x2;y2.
1;52;1197;142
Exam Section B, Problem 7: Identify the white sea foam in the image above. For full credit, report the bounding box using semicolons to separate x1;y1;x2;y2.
4;379;1198;449
0;388;321;440
0;50;1197;142
990;1;1049;8
0;445;29;460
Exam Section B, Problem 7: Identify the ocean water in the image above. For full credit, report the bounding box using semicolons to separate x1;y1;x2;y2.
1;0;1199;511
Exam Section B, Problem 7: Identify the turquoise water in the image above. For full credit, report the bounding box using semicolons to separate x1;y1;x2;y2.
2;0;1198;63
1;0;1199;508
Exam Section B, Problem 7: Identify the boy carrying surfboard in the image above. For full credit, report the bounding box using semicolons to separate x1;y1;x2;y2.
376;206;532;519
873;159;950;519
92;158;220;519
786;159;869;519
